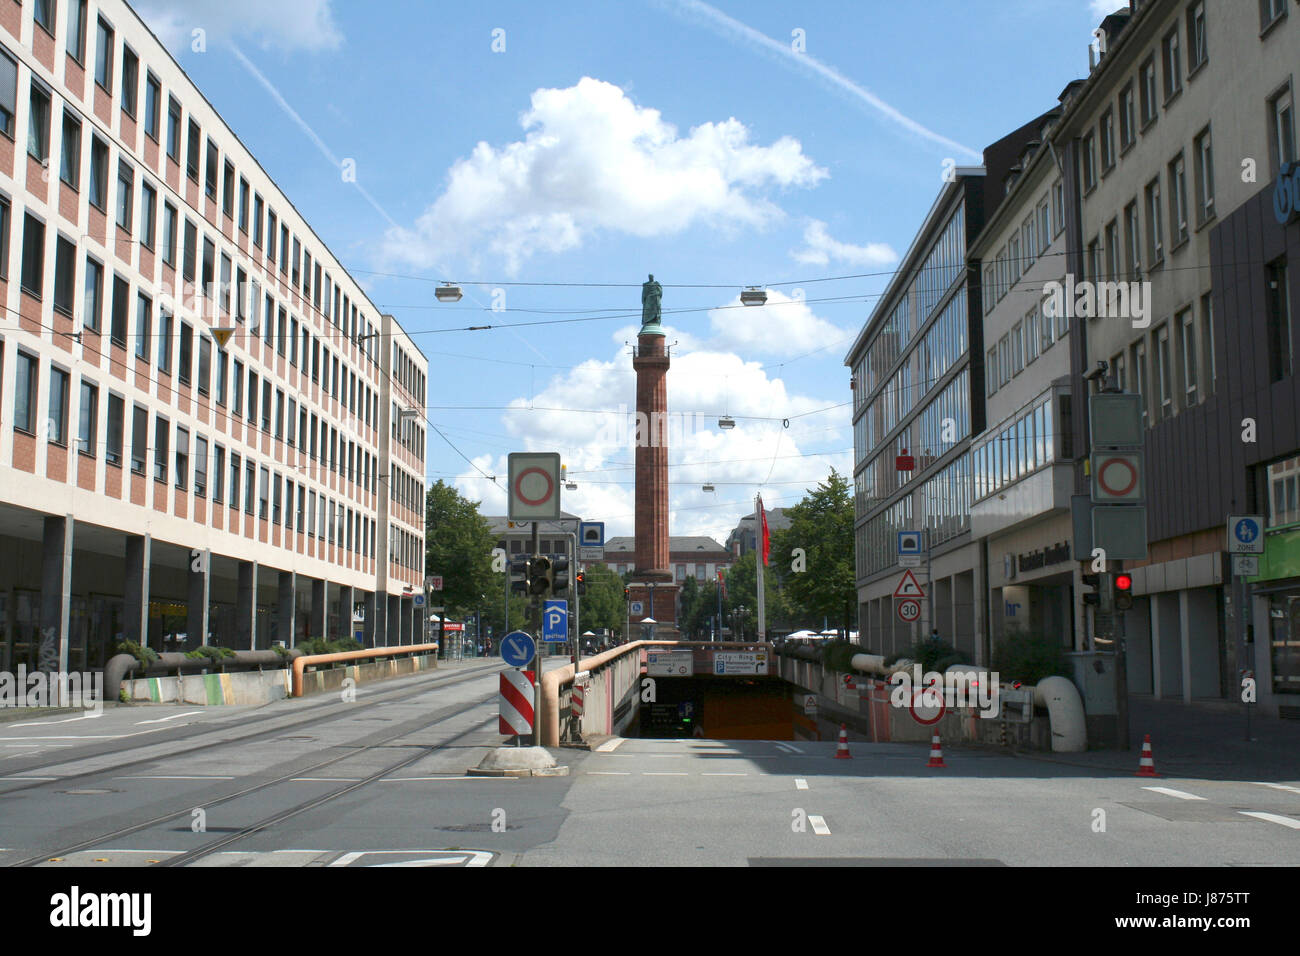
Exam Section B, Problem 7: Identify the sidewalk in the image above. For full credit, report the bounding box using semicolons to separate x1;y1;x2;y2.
1015;696;1300;781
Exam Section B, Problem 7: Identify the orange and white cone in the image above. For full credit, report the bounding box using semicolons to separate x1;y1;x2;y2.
926;733;946;768
834;723;851;759
1136;734;1159;777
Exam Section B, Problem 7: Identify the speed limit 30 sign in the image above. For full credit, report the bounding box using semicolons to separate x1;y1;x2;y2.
896;599;921;623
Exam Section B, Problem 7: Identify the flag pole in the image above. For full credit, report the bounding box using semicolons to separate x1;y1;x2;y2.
755;494;766;643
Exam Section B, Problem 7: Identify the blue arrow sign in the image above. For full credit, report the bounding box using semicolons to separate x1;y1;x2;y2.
500;630;536;667
542;599;568;643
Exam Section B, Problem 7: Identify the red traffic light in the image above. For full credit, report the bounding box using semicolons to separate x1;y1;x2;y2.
1115;573;1132;591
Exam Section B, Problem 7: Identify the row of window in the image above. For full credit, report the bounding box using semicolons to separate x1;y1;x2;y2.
391;525;422;573
392;465;422;514
987;293;1069;398
393;343;424;403
914;205;965;325
1107;290;1220;425
971;397;1061;502
983;180;1064;314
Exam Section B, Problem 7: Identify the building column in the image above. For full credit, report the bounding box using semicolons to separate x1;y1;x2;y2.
1179;589;1193;705
387;595;400;645
400;598;412;645
338;585;356;643
277;571;296;648
236;560;258;651
123;533;151;649
186;548;211;650
39;515;74;680
363;591;377;647
310;578;327;640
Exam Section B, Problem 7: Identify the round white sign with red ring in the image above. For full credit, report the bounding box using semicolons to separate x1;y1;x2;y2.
909;684;946;725
1096;456;1139;497
897;599;921;623
514;467;554;506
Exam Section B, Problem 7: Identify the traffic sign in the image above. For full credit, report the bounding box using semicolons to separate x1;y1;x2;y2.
571;683;585;717
897;531;923;556
1227;515;1264;554
896;598;921;623
412;593;425;608
629;601;644;616
899;556;922;567
1091;452;1144;502
579;521;605;548
499;669;535;736
802;694;817;716
426;575;444;591
1233;555;1259;576
508;452;562;522
1089;392;1144;446
542;599;569;642
893;569;926;599
1092;506;1148;560
499;630;536;667
908;685;946;725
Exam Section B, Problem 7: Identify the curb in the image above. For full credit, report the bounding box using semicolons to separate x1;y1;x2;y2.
466;766;570;777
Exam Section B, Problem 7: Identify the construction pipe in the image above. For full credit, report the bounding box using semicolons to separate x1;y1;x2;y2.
1031;676;1087;752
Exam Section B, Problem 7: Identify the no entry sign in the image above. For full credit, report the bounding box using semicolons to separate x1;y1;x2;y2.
508;452;562;521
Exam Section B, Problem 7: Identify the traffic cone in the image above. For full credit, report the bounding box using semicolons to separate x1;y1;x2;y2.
1136;734;1159;777
926;733;946;768
834;723;851;759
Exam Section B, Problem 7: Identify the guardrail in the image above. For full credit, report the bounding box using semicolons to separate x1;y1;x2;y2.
291;643;441;697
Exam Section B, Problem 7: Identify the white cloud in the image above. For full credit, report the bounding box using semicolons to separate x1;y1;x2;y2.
790;219;897;268
382;77;828;274
132;0;343;54
706;289;847;356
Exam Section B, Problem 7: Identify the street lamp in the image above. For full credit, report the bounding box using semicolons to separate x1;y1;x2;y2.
740;286;768;306
435;282;463;303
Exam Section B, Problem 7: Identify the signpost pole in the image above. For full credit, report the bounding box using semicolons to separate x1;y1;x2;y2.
926;527;934;639
531;521;540;746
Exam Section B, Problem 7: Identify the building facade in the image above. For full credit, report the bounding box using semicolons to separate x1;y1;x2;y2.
0;0;427;673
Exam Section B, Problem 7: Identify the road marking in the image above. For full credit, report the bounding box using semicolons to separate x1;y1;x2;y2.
808;815;831;835
1253;782;1300;795
701;772;747;776
3;776;57;780
795;778;809;790
330;850;493;867
381;776;519;782
774;743;797;753
643;772;688;776
118;775;236;780
134;711;204;725
290;777;363;782
587;771;631;775
1142;786;1206;801
1239;811;1300;829
4;744;42;748
8;713;103;728
782;743;805;753
595;738;625;752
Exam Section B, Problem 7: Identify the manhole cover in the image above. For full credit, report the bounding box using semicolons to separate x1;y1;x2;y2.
437;823;519;832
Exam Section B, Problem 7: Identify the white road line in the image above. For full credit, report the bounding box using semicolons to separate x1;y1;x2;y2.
774;743;795;754
3;776;57;780
1239;811;1300;829
595;738;625;752
587;771;631;775
290;777;363;782
1142;786;1206;801
117;775;235;780
134;711;204;725
643;772;689;776
8;713;103;728
795;778;809;790
1253;782;1300;795
701;772;747;776
4;744;42;748
380;776;519;782
809;814;831;835
783;744;805;753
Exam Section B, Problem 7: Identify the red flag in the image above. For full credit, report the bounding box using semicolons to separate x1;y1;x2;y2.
717;568;727;600
758;495;770;567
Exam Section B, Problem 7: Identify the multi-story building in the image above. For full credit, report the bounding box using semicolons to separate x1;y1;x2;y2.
846;116;1048;660
724;508;790;558
0;0;427;672
604;534;730;623
1051;0;1300;715
487;512;585;560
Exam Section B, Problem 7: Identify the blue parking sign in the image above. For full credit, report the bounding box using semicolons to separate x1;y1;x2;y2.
542;600;568;643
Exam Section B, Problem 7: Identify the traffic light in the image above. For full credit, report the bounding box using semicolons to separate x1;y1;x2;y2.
510;556;531;595
528;555;552;596
576;570;587;596
1081;572;1102;609
1114;572;1133;611
623;586;630;601
552;555;570;594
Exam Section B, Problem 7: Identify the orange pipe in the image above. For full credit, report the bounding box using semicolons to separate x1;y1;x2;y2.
291;643;440;697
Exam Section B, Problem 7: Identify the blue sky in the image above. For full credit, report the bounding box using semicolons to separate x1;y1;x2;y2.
132;0;1114;541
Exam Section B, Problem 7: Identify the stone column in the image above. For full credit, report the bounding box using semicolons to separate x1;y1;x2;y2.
186;548;211;650
40;515;74;680
363;591;377;647
338;585;356;643
277;571;296;648
123;533;151;648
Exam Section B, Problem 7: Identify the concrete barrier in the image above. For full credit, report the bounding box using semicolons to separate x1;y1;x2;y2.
122;668;293;705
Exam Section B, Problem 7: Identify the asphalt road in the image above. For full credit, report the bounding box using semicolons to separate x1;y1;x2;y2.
1;664;1297;867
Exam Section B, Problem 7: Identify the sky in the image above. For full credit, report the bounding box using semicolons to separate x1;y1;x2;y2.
129;0;1121;543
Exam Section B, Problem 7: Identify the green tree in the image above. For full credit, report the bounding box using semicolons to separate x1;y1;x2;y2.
725;552;794;637
424;480;497;626
579;563;626;637
772;469;855;635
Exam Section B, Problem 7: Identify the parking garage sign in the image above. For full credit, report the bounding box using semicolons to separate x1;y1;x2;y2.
713;651;768;675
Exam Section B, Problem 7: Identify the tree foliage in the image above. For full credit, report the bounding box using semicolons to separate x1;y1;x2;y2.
579;563;627;637
771;469;855;634
424;480;497;623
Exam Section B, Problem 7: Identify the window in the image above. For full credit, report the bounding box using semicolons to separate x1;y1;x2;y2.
140;181;156;249
273;473;282;524
232;358;243;415
20;213;44;298
28;81;51;161
94;17;113;90
252;194;263;246
216;349;227;405
196;335;209;395
1270;86;1295;175
88;136;107;208
120;46;138;117
1104;219;1121;297
59;111;80;188
1139;56;1158;126
153;416;168;482
134;292;151;362
1192;127;1214;225
1052;180;1065;237
14;350;37;432
1011;322;1024;376
1267;259;1293;382
194;436;207;497
186;119;200;181
1132;340;1149;428
166;97;180;160
130;404;147;474
178;320;192;385
162;202;177;265
1037;198;1050;254
204;140;218;200
1260;0;1286;31
83;256;102;332
292;237;301;287
258;466;268;519
175;426;188;490
115;160;133;231
1187;2;1207;72
998;334;1010;387
156;308;171;374
1124;200;1141;280
1025;306;1040;364
1168;153;1188;246
0;50;15;136
201;237;213;303
110;274;128;345
106;392;123;465
1119;82;1135;149
221;160;234;217
52;235;75;316
1112;352;1127;392
247;370;258;424
1178;307;1198;406
1145;177;1164;265
67;0;88;61
238;178;249;232
261;379;271;433
45;366;68;444
1099;109;1115;172
1087;237;1101;283
280;225;289;274
182;218;197;282
144;72;160;139
230;453;240;509
244;461;255;514
1155;324;1173;420
266;209;277;262
213;445;224;502
1161;27;1181;101
1201;291;1216;394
